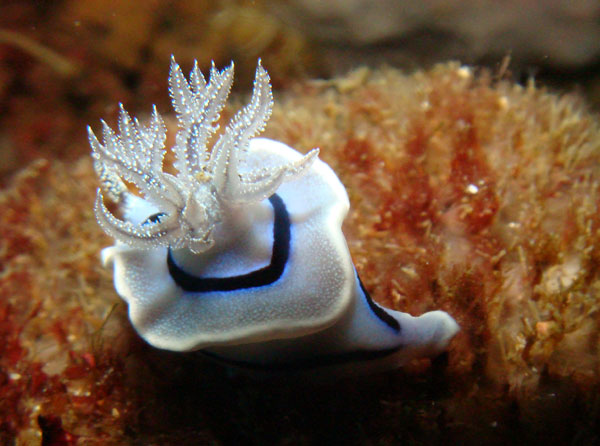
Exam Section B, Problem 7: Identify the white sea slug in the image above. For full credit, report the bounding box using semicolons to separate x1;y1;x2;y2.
89;57;459;373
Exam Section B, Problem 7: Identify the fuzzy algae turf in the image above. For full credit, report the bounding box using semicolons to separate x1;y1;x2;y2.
1;63;600;445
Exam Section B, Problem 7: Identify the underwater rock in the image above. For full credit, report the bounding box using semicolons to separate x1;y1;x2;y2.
1;62;600;444
273;0;600;70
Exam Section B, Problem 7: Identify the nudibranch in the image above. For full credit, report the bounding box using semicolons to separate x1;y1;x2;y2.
89;57;459;373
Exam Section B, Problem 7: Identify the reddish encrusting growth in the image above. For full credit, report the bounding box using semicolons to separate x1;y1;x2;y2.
0;160;134;444
266;64;600;401
448;117;499;232
376;159;435;238
2;63;600;444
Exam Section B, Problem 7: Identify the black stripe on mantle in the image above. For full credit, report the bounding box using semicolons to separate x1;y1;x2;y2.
200;346;401;372
167;193;290;292
164;193;400;334
358;274;401;333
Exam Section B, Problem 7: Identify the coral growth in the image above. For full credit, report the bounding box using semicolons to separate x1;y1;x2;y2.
267;64;600;396
1;63;600;444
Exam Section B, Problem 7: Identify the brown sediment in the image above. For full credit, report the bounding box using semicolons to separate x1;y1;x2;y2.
1;63;600;444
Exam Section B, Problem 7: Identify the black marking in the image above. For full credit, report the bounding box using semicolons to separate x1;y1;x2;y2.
357;274;401;333
200;346;401;372
167;194;290;292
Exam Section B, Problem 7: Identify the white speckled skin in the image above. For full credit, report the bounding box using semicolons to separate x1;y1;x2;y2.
102;138;459;371
208;274;460;373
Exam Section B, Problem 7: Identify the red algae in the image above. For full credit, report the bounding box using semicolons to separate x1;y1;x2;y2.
0;160;135;444
2;63;600;444
265;63;600;440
